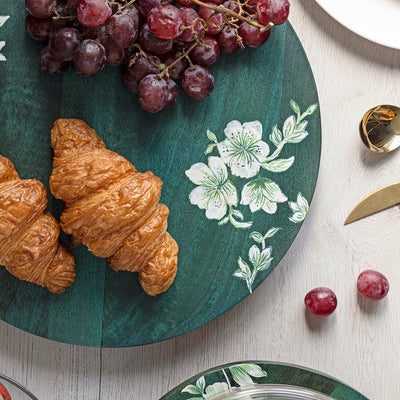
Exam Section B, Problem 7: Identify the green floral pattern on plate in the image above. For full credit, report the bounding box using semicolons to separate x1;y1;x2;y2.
161;362;368;400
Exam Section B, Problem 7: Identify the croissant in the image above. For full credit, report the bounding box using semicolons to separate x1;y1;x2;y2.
49;119;178;296
0;155;76;293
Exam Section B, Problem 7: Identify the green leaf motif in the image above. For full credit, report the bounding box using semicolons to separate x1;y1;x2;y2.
229;366;255;387
262;156;294;173
289;213;305;223
238;257;251;276
269;125;282;147
288;192;309;223
290;99;300;114
296;120;308;131
285;131;308;144
218;216;230;225
230;219;253;229
0;16;10;27
182;385;203;395
196;376;206;392
249;231;263;243
306;103;318;115
282;115;296;139
288;201;299;212
205;144;216;155
236;364;268;378
264;227;280;238
232;209;244;221
248;245;261;266
233;270;248;280
206;129;218;143
204;382;229;397
296;192;309;212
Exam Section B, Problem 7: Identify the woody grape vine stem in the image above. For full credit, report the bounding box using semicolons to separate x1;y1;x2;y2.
188;0;274;31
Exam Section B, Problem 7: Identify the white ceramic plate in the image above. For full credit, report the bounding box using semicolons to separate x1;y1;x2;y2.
315;0;400;50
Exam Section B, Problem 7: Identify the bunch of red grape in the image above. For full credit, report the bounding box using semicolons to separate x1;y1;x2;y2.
25;0;290;112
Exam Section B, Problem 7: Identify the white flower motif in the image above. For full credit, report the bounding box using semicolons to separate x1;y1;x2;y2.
186;156;238;220
203;382;229;398
241;177;287;214
217;120;270;178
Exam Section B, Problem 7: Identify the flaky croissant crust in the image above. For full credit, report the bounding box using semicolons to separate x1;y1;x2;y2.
50;119;178;296
0;155;75;294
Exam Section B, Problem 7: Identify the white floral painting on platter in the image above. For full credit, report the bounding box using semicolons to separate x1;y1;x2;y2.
185;100;318;293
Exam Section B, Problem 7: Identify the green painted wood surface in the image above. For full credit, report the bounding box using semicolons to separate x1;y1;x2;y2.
0;4;321;347
160;362;368;400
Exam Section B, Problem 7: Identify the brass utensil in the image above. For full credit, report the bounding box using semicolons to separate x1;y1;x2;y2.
360;105;400;153
344;182;400;225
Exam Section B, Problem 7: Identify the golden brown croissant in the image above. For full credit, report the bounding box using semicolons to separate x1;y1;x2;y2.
0;155;76;294
49;119;178;296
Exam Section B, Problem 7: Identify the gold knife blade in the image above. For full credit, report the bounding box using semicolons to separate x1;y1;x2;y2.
344;182;400;225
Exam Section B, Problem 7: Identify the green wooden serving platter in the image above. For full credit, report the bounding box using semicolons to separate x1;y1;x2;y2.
0;5;321;347
160;361;368;400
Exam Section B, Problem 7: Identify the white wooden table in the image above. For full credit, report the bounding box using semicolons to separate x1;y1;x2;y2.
1;1;400;398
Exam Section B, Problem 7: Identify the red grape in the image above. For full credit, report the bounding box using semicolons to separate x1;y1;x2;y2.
40;46;68;74
198;5;224;35
165;79;179;107
238;20;270;47
123;54;160;83
182;65;214;99
138;75;168;113
25;0;289;112
257;0;290;25
304;287;337;317
217;24;240;54
357;270;389;301
98;30;128;66
106;10;139;48
25;0;56;18
135;0;162;17
148;4;183;40
77;0;112;28
49;27;80;61
179;8;204;42
139;23;173;55
72;39;106;76
191;36;220;66
222;0;241;14
175;0;196;8
25;15;53;41
160;49;188;80
53;2;77;29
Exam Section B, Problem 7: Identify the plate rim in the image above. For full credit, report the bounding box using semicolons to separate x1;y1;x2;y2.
314;0;400;50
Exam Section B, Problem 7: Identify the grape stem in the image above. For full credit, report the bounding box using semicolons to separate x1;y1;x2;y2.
169;42;198;70
188;0;274;32
131;43;161;69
